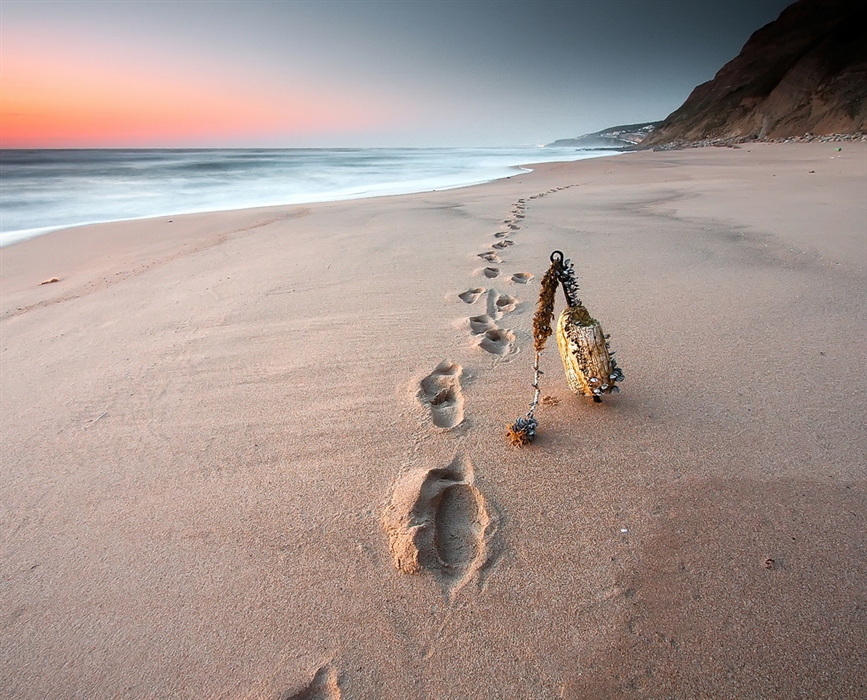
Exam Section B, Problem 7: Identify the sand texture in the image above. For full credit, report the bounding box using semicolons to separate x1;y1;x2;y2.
2;143;865;698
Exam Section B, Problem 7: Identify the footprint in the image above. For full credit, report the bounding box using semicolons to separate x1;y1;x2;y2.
491;241;513;250
478;328;515;355
494;231;509;238
507;223;520;230
436;484;484;579
418;361;465;429
494;294;517;314
511;272;534;284
382;455;494;597
482;266;500;279
458;288;485;303
280;664;341;700
477;251;501;263
469;314;497;334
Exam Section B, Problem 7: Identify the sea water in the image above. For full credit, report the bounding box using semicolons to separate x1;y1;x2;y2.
0;147;618;247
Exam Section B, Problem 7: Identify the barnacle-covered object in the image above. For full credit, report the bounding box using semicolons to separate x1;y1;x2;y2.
556;305;618;401
553;253;623;403
506;415;538;446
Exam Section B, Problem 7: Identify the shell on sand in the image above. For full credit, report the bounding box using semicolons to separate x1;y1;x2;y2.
555;304;614;398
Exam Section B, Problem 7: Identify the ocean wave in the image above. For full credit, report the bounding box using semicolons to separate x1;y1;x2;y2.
0;147;619;246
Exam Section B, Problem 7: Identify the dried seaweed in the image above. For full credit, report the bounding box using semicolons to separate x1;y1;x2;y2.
507;253;564;446
532;260;560;353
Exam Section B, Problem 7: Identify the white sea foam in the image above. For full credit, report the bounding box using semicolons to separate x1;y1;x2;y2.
0;147;620;247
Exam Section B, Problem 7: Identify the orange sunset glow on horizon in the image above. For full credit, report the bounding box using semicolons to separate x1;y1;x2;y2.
0;29;401;148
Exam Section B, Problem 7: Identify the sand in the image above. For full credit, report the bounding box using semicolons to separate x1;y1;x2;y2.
1;143;865;699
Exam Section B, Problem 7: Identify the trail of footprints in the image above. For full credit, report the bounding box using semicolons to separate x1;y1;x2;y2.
288;187;580;700
383;185;579;603
461;193;549;358
420;184;580;425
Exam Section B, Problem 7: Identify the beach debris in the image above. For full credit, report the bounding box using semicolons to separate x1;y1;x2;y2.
507;250;623;446
39;277;59;285
506;415;538;446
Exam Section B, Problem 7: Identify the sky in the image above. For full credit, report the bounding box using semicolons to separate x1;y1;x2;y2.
0;0;794;148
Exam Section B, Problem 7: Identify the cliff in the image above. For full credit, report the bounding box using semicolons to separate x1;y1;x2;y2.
643;0;867;147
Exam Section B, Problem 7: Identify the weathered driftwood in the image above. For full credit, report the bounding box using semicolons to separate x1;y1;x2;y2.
556;304;617;401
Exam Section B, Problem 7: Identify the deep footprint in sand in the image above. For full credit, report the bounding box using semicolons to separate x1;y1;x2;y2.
494;231;509;238
382;455;495;597
418;361;465;429
280;664;341;700
511;272;534;284
469;314;497;334
478;328;515;355
492;240;514;250
458;288;485;303
482;266;500;279
494;294;517;314
477;251;501;263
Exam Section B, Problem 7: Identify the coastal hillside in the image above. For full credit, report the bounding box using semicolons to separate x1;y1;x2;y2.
643;0;867;146
546;121;660;149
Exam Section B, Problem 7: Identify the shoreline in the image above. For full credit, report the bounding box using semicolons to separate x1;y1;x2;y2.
0;147;623;249
0;165;535;249
2;142;865;698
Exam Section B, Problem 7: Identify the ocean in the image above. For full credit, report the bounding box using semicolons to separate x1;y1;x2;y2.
0;147;618;247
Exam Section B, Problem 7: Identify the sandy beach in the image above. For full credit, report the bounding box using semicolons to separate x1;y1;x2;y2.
2;143;865;698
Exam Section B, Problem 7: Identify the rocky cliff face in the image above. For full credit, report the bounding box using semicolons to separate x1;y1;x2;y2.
643;0;867;147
